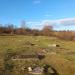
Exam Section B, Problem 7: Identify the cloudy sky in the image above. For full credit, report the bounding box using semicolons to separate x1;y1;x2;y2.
0;0;75;30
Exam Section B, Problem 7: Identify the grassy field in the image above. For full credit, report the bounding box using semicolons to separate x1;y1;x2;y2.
0;35;75;75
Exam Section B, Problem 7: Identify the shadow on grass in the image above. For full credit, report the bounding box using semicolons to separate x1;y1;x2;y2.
43;64;59;75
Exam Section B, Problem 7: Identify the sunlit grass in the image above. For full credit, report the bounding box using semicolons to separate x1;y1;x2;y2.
0;35;75;75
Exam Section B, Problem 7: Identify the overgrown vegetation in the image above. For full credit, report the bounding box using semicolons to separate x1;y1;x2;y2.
0;23;75;41
0;36;75;75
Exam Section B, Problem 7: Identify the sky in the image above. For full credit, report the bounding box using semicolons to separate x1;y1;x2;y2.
0;0;75;30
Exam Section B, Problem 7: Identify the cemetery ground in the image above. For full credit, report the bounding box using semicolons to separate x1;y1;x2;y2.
0;35;75;75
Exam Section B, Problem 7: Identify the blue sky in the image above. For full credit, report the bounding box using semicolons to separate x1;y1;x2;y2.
0;0;75;30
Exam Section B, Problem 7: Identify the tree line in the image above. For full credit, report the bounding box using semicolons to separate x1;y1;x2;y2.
0;23;75;41
0;23;53;36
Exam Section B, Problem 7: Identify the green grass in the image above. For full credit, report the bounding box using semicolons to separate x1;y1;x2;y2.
0;35;75;75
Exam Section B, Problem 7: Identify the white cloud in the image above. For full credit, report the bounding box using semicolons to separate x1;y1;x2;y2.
42;18;75;26
44;14;52;17
33;0;41;4
57;18;75;25
27;18;75;30
27;21;41;25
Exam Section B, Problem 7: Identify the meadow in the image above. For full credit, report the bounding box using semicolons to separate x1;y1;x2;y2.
0;35;75;75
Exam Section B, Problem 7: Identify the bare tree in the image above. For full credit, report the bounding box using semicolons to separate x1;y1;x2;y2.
21;20;26;29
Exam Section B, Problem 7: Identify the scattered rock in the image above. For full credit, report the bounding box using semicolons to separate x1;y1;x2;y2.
28;67;32;72
48;44;60;47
